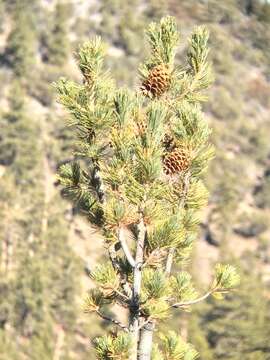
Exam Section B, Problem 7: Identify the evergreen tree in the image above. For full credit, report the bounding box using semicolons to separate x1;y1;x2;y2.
0;81;41;181
188;313;214;360
5;0;38;78
46;1;71;66
56;17;239;359
0;79;82;357
194;256;270;359
0;0;5;32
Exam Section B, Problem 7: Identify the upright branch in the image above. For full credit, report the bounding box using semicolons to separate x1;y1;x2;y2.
56;16;240;360
130;216;146;359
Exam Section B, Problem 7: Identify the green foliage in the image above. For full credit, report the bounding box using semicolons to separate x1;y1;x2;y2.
5;0;38;77
193;258;270;359
56;15;239;359
147;215;185;250
94;332;133;360
212;264;240;298
0;81;42;182
172;26;214;102
143;269;170;299
91;262;120;295
4;0;270;358
77;37;107;82
46;1;71;66
145;16;179;66
173;102;211;146
170;272;198;304
84;289;105;313
159;331;198;360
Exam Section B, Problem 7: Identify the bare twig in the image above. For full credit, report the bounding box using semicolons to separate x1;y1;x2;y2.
96;310;129;332
114;288;130;301
172;290;213;308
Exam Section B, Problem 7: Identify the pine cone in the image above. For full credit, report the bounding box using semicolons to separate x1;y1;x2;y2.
141;64;170;98
163;148;190;175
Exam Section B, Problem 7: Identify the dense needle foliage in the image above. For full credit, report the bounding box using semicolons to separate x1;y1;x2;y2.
1;0;270;358
56;17;239;359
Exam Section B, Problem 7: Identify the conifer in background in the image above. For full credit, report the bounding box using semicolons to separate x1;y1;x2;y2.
56;16;240;360
5;0;38;78
192;256;270;360
46;1;71;66
0;80;82;357
0;0;4;32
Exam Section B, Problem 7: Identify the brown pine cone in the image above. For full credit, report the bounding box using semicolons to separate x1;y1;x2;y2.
163;148;191;175
141;64;171;98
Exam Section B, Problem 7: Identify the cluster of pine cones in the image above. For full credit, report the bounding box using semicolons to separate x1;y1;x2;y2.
134;120;191;176
107;63;190;176
139;63;191;176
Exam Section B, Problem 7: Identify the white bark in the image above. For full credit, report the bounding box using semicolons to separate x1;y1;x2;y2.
138;322;155;360
130;217;146;360
165;247;175;276
118;227;136;268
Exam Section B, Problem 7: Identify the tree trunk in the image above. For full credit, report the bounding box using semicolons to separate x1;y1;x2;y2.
138;322;155;360
130;217;146;360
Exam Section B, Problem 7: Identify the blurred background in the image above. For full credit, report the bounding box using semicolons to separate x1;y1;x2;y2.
0;0;270;359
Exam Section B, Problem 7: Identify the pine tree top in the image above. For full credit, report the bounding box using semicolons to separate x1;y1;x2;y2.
56;16;239;360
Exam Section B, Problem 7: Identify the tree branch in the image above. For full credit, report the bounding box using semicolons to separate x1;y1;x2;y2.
108;243;133;298
165;171;191;276
114;288;130;301
138;321;155;360
96;310;129;332
165;247;175;276
130;216;146;360
172;290;213;308
118;227;136;268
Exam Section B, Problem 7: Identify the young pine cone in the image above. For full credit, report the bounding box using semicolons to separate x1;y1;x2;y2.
141;64;171;98
163;148;191;175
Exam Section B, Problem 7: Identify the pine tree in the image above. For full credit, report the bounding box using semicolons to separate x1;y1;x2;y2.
195;256;270;360
0;78;83;357
0;81;41;181
56;17;240;359
0;0;4;32
45;1;71;66
5;0;38;78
